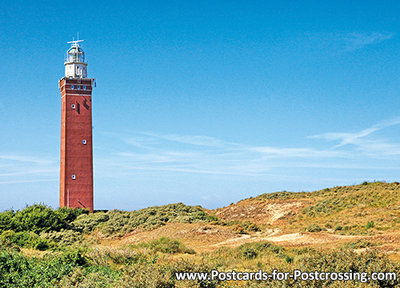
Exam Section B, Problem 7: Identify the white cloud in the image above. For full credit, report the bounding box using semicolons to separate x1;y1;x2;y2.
97;118;400;178
247;146;343;158
0;154;53;165
310;118;400;155
4;118;397;186
341;32;393;52
141;132;228;148
306;32;394;54
0;154;57;185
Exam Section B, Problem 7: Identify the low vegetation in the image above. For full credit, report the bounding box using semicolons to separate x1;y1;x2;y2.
132;237;196;254
1;241;399;287
73;202;211;237
0;182;399;287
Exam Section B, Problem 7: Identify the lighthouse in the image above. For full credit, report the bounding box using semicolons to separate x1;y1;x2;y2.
59;40;95;211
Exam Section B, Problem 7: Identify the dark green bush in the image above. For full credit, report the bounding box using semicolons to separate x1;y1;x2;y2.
1;204;88;235
0;248;85;287
231;221;261;234
55;207;89;225
135;237;195;254
207;214;219;222
366;221;375;229
334;225;343;231
285;255;293;263
34;239;49;251
307;224;322;232
0;230;54;250
61;249;88;267
12;204;64;233
242;247;258;259
0;210;14;232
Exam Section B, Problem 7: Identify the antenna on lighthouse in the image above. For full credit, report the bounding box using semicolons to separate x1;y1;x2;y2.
67;39;84;45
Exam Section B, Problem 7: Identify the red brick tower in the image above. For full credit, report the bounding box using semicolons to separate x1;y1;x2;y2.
59;40;95;211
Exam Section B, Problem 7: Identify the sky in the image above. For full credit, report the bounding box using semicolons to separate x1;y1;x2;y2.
1;0;400;211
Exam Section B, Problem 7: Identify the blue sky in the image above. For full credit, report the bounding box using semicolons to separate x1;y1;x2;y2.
1;1;400;210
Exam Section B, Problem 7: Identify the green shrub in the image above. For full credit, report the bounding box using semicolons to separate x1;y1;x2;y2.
135;237;195;254
231;221;261;234
0;248;84;286
72;212;110;234
366;221;374;229
0;210;15;232
206;214;219;222
34;239;49;251
12;204;65;233
61;249;88;267
242;247;258;259
0;230;54;250
334;225;343;231
307;224;322;232
40;229;83;246
0;205;88;239
285;255;293;263
55;207;89;225
257;191;307;200
72;203;211;237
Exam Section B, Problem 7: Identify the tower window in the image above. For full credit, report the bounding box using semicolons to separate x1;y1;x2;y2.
71;104;76;109
83;86;87;90
77;86;81;89
82;139;87;145
72;174;76;180
71;85;74;89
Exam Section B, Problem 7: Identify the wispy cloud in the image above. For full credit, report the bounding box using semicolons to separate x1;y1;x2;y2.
310;118;400;155
0;179;55;185
0;154;53;165
0;154;57;185
340;32;393;52
97;118;400;178
141;132;229;148
247;146;343;158
4;118;399;187
307;32;394;54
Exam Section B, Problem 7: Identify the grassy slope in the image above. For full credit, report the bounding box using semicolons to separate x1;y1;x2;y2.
214;181;400;234
3;182;400;287
89;182;400;261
